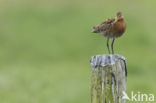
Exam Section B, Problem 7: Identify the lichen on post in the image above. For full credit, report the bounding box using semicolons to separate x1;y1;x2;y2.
90;54;127;103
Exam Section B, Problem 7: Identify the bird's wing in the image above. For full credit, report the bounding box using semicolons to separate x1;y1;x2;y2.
101;18;115;24
99;18;115;31
92;18;115;33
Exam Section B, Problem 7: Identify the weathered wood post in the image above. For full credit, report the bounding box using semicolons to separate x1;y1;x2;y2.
90;54;127;103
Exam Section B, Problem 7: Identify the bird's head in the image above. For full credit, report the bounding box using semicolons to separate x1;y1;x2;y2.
116;12;124;21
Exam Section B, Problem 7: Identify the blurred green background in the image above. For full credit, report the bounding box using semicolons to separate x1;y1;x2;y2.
0;0;156;103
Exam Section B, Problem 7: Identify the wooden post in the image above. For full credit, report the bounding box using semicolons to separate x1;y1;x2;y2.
90;54;127;103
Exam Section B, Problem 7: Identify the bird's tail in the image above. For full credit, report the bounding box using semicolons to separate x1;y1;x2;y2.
92;25;100;33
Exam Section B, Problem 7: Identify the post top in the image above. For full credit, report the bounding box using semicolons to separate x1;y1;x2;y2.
90;54;126;68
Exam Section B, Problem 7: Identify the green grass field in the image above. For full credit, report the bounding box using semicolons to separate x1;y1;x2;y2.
0;0;156;103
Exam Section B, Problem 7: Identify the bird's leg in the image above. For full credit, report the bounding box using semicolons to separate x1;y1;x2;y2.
111;38;115;54
107;38;110;54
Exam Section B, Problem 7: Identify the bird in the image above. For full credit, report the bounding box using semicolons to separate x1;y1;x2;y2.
92;12;126;54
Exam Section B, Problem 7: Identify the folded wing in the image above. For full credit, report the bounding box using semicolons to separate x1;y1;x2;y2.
92;18;115;35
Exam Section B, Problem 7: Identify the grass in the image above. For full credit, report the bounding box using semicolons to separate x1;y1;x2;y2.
0;0;156;103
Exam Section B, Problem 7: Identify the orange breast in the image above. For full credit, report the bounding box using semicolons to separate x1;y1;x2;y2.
112;20;126;37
